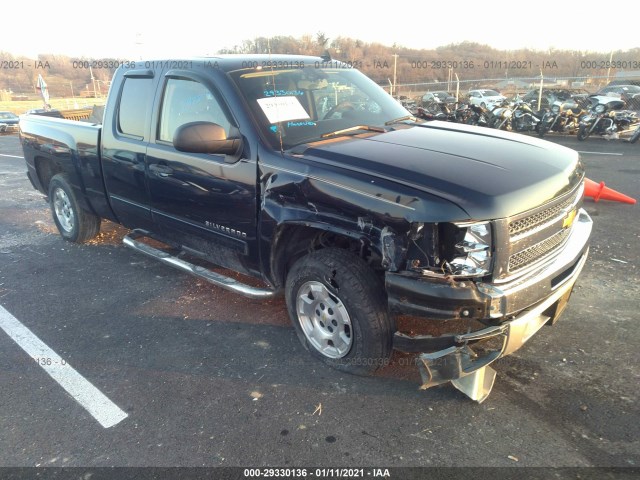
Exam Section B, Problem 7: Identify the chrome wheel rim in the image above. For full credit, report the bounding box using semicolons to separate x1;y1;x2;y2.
53;188;74;232
296;281;352;359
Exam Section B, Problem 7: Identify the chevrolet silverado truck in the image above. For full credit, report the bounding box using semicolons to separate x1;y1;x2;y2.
19;55;593;402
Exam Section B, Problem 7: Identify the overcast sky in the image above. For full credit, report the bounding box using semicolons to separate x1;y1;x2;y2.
4;0;637;58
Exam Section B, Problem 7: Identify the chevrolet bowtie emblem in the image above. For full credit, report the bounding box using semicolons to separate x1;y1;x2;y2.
563;209;577;229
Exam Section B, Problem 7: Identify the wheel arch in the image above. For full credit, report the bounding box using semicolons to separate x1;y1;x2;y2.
34;155;64;195
269;221;384;289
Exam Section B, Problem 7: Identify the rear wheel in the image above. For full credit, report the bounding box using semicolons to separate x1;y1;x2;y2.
48;174;101;243
285;248;393;375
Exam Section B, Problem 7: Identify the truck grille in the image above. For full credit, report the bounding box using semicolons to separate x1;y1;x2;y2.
508;228;571;272
493;182;583;281
508;194;578;238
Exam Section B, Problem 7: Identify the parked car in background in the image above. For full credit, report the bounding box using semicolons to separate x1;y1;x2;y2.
595;85;640;103
522;89;589;111
467;89;506;109
421;91;456;105
606;79;640;87
0;111;20;132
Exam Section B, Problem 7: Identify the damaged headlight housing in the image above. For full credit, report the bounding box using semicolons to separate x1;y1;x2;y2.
406;221;493;278
447;221;493;277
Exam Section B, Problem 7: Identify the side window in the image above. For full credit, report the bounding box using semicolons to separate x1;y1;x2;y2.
158;78;231;144
118;77;153;138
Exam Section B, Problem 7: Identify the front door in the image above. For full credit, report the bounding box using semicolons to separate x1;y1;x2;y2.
146;71;257;273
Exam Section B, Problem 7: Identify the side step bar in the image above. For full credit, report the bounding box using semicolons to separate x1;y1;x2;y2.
123;229;276;299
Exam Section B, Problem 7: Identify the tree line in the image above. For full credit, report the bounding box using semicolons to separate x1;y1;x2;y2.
2;36;639;97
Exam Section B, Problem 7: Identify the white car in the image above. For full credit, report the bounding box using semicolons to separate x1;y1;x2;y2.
468;89;506;109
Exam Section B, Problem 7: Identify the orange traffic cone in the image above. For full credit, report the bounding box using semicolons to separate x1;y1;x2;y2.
584;178;636;204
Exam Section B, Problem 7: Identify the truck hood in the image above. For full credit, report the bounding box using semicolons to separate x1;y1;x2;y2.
295;121;583;219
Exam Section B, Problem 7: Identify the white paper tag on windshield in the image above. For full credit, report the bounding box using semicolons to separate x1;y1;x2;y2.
257;96;310;123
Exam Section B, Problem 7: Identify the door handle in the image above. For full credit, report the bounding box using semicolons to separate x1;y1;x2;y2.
149;164;174;177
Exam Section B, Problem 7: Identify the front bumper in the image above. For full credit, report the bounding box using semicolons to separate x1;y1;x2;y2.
386;209;592;402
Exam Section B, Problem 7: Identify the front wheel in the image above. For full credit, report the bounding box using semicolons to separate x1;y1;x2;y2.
285;248;393;375
48;174;101;243
577;125;591;141
537;124;548;138
630;126;640;144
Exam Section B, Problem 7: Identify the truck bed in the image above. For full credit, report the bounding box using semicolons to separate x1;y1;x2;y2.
19;114;115;221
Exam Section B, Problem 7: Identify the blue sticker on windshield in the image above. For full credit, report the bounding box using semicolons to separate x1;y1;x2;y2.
287;121;317;128
264;89;305;97
270;125;278;133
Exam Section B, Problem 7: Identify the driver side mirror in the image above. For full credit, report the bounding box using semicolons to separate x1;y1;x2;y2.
173;121;242;157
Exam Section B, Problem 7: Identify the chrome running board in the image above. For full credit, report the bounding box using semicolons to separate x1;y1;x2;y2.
123;229;275;299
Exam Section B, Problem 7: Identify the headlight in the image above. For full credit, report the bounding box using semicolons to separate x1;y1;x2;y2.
448;222;493;277
406;221;493;278
595;104;605;113
552;105;560;113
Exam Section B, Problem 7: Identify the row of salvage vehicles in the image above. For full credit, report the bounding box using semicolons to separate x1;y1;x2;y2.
412;92;640;143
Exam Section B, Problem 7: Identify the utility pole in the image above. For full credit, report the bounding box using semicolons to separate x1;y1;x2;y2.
538;70;544;112
455;73;460;102
606;50;613;85
89;66;98;98
392;54;398;98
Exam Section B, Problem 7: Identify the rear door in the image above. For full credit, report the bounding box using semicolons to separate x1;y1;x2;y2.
145;69;258;273
102;69;159;230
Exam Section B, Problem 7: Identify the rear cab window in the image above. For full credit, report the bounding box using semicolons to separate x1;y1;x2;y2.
117;77;154;139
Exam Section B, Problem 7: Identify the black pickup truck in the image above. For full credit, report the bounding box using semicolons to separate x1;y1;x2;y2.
19;55;593;402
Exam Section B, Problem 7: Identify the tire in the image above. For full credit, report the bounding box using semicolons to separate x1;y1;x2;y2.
285;248;393;375
537;125;548;138
577;125;590;141
630;126;640;144
48;174;101;243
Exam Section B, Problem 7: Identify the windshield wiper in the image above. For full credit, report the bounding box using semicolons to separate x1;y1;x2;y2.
384;115;419;125
321;125;386;139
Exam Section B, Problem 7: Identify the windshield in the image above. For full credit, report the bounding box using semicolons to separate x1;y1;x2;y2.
480;90;500;97
0;112;18;119
228;65;410;149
